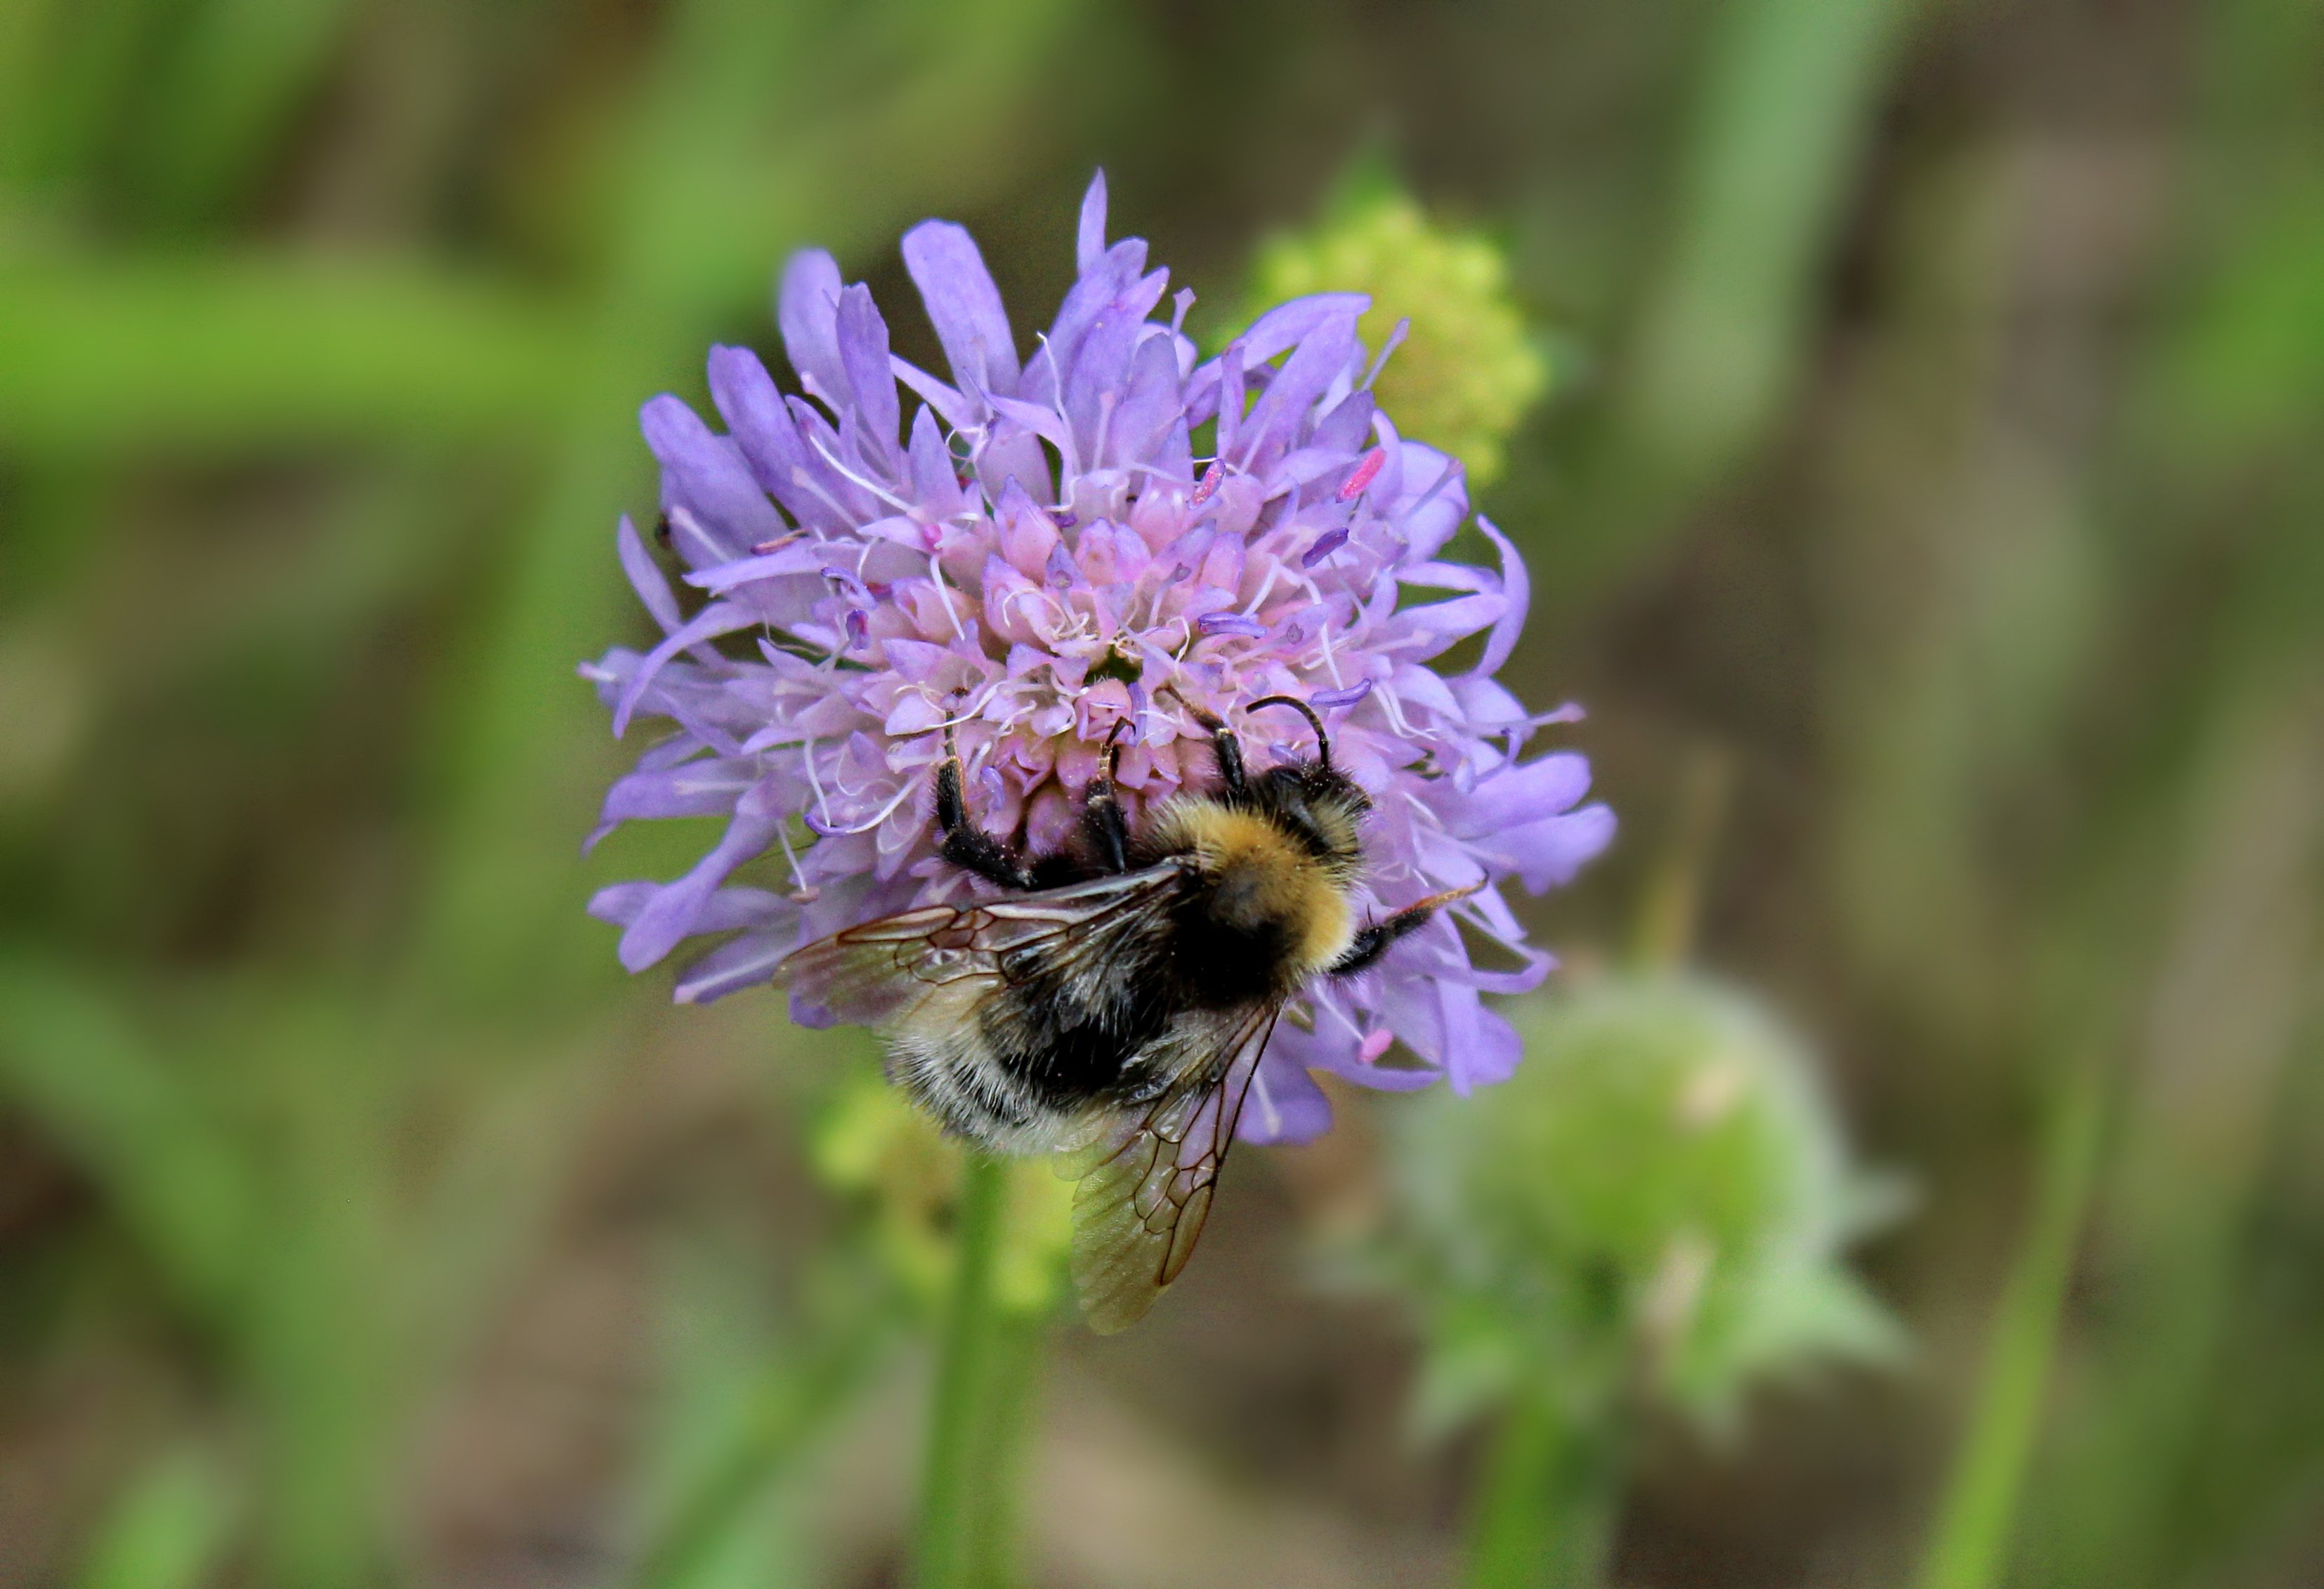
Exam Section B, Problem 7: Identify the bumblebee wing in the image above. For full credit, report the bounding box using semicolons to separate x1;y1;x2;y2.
1061;1001;1282;1334
773;862;1190;1029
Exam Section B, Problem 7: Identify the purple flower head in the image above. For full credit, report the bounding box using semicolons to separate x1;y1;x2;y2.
582;174;1614;1144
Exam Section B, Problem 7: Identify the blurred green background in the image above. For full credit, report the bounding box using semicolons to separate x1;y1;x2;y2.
3;0;2321;1585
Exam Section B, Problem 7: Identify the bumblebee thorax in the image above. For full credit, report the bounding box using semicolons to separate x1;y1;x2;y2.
1155;799;1358;990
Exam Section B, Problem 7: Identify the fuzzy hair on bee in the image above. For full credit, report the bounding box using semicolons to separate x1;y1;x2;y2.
775;695;1479;1331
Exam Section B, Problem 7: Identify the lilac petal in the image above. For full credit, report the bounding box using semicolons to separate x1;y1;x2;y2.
1237;293;1370;365
1049;237;1150;374
616;515;683;634
687;884;789;934
907;405;967;521
891;356;978;434
612;600;756;738
617;807;782;972
1441;751;1593;835
676;927;798;1005
600;757;756;824
1391;661;1464;724
587;881;656;926
1110;332;1183;467
902;218;1021;396
1310;390;1376;457
1314;1048;1442;1093
836;284;901;474
707;344;836;532
976;422;1055;505
1077;169;1108;275
1467;804;1618;892
1067;290;1167;461
1469;516;1529;680
1459;1005;1524;1090
683;541;826;592
1238;1041;1334;1146
1393;444;1469;564
784;396;881;521
641;397;782;563
1454;676;1530;728
1237;306;1359;470
1396;594;1504;658
1429;979;1487;1094
777;249;848;407
985;391;1076;469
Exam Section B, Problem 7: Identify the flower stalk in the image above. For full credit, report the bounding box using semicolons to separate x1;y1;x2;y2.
912;1152;1041;1589
1467;1387;1621;1589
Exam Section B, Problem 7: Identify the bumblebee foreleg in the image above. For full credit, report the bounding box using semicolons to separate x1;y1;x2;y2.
935;725;1037;891
1078;722;1131;873
1329;881;1486;976
1162;688;1247;798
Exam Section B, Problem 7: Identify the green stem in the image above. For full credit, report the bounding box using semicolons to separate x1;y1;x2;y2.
1466;1390;1622;1589
1912;1057;2108;1589
913;1152;1034;1589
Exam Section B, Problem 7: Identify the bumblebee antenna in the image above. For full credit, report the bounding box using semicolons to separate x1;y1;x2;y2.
1247;695;1332;769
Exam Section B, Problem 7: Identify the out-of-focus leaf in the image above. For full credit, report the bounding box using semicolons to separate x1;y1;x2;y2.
2160;185;2324;463
0;257;579;454
4;0;149;192
74;1443;239;1589
131;0;363;224
0;960;254;1313
1546;0;1926;602
1620;0;1922;469
633;1251;898;1589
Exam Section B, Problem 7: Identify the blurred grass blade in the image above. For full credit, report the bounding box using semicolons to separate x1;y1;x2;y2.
1912;1058;2105;1589
0;256;577;453
4;0;150;192
74;1444;239;1589
1622;0;1921;466
133;0;361;224
1562;0;1924;596
635;1313;897;1589
0;0;67;185
0;960;254;1314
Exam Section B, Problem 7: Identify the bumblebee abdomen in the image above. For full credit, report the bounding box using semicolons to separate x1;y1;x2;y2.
982;977;1174;1106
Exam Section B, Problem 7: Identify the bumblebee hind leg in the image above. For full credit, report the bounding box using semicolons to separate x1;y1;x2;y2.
935;726;1037;890
1330;881;1487;976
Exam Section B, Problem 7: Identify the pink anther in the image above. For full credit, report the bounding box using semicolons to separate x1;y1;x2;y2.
1337;447;1386;502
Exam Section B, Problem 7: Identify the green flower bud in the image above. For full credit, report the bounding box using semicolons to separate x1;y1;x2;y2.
1242;188;1550;487
1384;974;1904;1436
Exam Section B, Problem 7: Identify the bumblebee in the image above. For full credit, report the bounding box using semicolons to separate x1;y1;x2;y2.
776;695;1478;1330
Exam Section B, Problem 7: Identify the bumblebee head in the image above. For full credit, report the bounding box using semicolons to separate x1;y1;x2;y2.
1247;696;1370;871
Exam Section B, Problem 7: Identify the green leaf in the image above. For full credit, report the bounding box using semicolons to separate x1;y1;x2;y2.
0;959;254;1313
0;256;579;454
74;1444;239;1589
